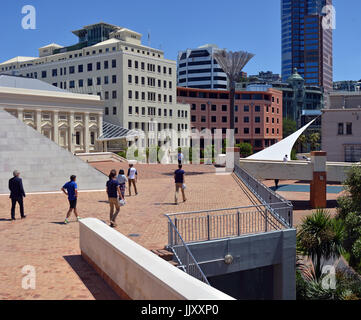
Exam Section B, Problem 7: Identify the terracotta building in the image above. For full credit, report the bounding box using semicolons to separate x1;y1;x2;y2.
177;87;283;152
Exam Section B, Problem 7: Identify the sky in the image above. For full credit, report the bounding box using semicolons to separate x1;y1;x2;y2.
0;0;360;81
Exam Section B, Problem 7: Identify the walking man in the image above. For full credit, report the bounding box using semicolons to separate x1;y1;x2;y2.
62;175;80;224
283;154;289;162
174;164;187;205
9;170;26;221
107;170;122;228
127;163;138;196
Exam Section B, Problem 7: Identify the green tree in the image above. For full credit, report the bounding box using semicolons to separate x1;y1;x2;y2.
297;209;345;281
309;132;321;151
336;165;361;272
283;118;297;138
236;142;253;158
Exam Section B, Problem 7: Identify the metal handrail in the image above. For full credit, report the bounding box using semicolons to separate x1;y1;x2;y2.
234;165;294;227
165;215;210;285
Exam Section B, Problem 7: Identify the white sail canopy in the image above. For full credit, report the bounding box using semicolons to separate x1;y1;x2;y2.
247;119;317;161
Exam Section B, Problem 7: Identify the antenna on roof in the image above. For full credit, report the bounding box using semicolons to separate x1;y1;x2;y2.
147;30;151;47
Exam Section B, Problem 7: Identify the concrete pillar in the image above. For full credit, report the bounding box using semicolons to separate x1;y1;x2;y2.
84;112;90;153
17;108;24;122
36;109;42;133
69;112;75;153
273;229;296;300
310;151;327;209
53;110;59;145
226;147;240;172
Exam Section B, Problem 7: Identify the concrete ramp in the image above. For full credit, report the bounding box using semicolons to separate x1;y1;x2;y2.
0;108;107;194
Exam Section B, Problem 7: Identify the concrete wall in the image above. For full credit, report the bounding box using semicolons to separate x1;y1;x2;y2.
187;229;297;300
239;159;353;183
79;218;234;300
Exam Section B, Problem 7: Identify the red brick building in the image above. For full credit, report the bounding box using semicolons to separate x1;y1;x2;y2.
177;87;283;152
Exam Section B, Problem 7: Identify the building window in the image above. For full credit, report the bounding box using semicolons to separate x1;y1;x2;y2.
128;59;132;68
338;123;344;135
104;61;109;69
244;105;249;112
69;66;75;74
96;62;101;70
112;59;117;68
87;63;92;72
52;69;57;77
112;91;117;99
346;123;353;135
41;71;47;78
113;107;117;115
104;76;109;85
244;117;249;123
90;132;95;145
88;78;93;86
112;75;117;84
255;117;261;123
75;131;81;145
105;107;109;115
222;105;227;112
255;105;261;112
244;128;249;134
222;116;227;123
78;65;83;73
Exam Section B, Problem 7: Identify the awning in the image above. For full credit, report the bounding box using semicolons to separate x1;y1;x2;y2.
98;121;140;142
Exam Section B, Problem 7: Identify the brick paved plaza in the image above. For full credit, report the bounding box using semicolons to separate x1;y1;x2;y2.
0;162;345;300
0;163;254;300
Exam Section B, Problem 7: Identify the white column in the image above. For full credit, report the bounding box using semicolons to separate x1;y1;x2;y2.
36;109;42;133
53;110;59;145
69;112;75;153
84;112;90;153
17;108;24;122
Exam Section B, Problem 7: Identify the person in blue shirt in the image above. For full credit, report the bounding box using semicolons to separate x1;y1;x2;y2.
106;169;122;228
174;164;187;205
61;175;80;224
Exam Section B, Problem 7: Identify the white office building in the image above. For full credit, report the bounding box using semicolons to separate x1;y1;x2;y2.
177;44;228;90
0;22;190;151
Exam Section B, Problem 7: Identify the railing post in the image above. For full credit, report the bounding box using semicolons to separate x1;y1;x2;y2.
174;218;178;246
168;221;173;247
265;209;268;232
237;211;240;236
207;215;210;241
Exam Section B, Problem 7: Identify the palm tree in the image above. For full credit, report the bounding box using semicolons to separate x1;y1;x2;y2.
297;209;345;281
309;132;321;151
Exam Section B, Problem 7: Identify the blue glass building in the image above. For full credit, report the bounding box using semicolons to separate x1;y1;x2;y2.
281;0;333;93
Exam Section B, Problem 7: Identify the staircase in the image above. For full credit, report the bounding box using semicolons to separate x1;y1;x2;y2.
151;248;178;267
0;108;107;194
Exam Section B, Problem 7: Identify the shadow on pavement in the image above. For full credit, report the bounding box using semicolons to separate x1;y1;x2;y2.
63;255;120;300
291;199;338;211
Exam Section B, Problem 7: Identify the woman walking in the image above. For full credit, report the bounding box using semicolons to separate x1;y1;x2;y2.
117;169;128;202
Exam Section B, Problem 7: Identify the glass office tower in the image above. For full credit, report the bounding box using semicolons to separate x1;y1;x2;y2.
281;0;333;93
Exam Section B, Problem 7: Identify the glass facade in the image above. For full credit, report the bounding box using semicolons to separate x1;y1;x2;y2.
281;0;333;92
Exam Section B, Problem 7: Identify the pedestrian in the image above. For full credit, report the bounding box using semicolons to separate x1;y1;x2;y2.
283;154;289;162
8;170;26;221
117;169;128;202
127;163;138;196
174;164;187;205
107;169;122;228
177;149;184;165
61;175;80;224
274;179;280;189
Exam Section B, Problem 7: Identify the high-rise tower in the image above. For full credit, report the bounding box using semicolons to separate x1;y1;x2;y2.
281;0;333;93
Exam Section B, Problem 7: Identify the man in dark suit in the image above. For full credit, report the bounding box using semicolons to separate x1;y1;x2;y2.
9;170;26;221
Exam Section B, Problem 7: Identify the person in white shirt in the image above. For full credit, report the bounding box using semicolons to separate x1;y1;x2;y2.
283;155;289;163
177;151;184;165
127;164;138;196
